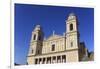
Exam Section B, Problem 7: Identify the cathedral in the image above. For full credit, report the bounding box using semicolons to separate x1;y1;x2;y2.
27;13;89;65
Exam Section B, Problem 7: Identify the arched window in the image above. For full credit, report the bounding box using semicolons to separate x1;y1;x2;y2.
70;24;73;31
62;55;66;63
33;34;36;40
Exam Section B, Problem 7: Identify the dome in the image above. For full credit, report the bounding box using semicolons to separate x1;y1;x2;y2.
36;25;41;28
69;13;75;16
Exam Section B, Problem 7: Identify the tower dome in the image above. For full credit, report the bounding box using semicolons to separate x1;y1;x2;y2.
69;13;75;16
67;13;76;20
34;25;41;31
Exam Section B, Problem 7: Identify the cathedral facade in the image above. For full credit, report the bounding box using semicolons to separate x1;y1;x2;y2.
27;13;88;64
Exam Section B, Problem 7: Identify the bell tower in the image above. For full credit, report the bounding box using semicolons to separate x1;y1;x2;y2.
65;13;80;62
28;25;44;56
66;13;79;50
27;25;44;64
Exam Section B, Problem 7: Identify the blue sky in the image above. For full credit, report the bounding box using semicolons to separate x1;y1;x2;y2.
15;4;94;65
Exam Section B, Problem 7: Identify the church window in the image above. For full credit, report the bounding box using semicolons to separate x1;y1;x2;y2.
71;42;73;47
70;24;73;31
38;35;41;40
33;34;36;40
52;44;55;51
31;49;33;53
38;50;40;54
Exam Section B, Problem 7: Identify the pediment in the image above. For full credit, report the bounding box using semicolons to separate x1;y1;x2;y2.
47;34;62;41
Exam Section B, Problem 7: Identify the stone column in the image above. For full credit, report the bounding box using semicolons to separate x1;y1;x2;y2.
51;57;53;64
56;56;57;63
45;58;47;64
50;57;51;64
66;55;67;63
41;58;43;64
57;56;58;63
61;56;62;63
39;58;40;64
37;58;39;64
